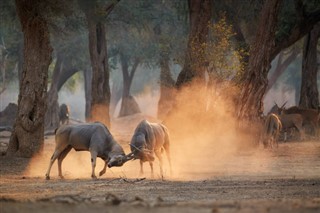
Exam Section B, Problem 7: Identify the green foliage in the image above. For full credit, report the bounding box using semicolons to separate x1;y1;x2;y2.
190;14;246;82
107;0;188;93
0;0;22;84
275;1;297;44
276;0;320;44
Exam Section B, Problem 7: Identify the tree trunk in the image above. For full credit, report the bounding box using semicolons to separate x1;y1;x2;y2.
45;52;63;130
118;53;141;117
158;52;176;120
153;22;176;120
299;23;320;109
84;66;92;121
110;81;122;118
237;0;282;123
175;0;212;88
85;12;111;127
7;0;52;157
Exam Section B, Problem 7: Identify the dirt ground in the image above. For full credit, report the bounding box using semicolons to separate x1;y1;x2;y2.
1;115;320;213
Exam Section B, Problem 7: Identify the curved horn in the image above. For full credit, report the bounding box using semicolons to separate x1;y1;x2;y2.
280;101;287;109
125;152;135;161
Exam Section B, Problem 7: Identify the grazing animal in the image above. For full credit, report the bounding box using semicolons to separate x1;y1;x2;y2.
59;104;70;125
270;103;319;138
269;103;305;141
282;106;319;137
45;122;130;180
278;114;305;141
127;120;172;177
262;113;282;148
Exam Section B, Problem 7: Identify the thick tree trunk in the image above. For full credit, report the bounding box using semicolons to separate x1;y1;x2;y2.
299;23;320;109
7;0;52;157
175;0;212;88
118;53;141;117
86;13;111;127
45;52;63;130
237;0;282;123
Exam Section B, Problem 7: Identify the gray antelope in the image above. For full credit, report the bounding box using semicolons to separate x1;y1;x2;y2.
45;122;130;180
127;120;172;177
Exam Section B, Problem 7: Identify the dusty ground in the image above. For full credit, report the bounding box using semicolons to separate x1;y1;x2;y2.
1;115;320;213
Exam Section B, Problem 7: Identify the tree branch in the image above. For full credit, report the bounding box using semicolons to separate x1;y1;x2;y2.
271;9;320;59
105;0;121;16
57;67;79;91
129;57;140;83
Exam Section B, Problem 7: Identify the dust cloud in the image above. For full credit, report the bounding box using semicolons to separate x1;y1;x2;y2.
24;80;283;181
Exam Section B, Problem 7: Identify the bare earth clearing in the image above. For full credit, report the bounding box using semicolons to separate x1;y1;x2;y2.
1;115;320;213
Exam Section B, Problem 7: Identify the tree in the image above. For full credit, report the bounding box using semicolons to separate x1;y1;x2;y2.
107;0;163;117
153;1;185;120
271;0;320;60
175;0;212;88
45;51;63;130
157;37;176;119
79;0;120;127
238;0;320;123
0;0;23;92
7;0;52;157
118;52;141;117
237;0;283;122
299;23;320;109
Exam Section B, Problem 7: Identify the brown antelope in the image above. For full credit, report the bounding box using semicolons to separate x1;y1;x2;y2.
269;103;305;141
262;113;282;148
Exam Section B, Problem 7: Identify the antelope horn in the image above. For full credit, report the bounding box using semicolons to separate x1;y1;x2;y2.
280;101;287;109
125;152;135;161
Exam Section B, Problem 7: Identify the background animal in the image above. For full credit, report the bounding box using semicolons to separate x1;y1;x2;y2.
282;106;319;137
271;103;319;138
45;122;129;180
279;114;305;141
59;104;70;125
262;113;282;148
127;120;172;178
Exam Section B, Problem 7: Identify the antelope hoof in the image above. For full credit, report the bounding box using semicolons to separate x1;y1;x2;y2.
45;175;50;180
